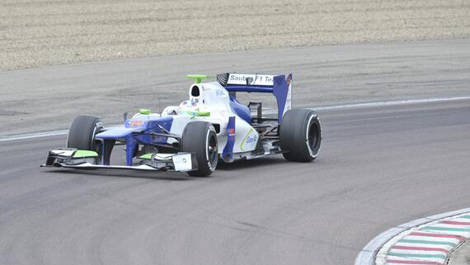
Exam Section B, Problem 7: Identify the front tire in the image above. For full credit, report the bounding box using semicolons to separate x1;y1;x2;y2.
280;109;321;162
181;121;218;177
66;115;102;151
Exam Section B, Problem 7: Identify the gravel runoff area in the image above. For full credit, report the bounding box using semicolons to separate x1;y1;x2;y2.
1;0;470;70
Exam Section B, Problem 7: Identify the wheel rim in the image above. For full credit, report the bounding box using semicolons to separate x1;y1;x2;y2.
207;132;218;170
307;120;320;156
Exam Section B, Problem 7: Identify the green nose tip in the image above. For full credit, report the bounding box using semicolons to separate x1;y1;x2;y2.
186;74;209;84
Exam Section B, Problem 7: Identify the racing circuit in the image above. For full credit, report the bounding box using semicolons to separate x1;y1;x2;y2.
1;39;470;265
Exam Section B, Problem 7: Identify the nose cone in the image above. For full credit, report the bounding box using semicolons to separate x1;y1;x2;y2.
95;127;142;140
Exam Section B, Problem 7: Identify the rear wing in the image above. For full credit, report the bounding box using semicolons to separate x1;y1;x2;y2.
216;73;292;122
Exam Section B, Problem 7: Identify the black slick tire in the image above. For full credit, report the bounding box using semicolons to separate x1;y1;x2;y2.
66;115;102;151
280;108;321;162
181;121;218;177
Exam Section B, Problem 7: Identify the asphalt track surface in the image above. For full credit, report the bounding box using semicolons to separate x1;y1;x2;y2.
3;39;470;136
1;99;470;265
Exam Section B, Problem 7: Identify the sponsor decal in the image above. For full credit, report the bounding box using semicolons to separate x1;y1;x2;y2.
172;153;192;171
129;120;144;127
246;134;257;144
227;128;235;137
240;128;257;151
227;74;274;86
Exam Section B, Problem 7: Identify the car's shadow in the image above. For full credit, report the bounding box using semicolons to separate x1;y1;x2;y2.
216;156;287;171
43;168;191;181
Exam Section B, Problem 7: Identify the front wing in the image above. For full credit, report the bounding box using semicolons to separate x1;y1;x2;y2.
41;148;196;172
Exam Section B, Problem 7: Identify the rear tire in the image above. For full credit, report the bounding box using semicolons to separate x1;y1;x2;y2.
66;115;102;151
280;109;321;162
181;121;218;177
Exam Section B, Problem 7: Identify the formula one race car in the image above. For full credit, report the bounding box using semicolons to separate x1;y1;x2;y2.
42;73;321;176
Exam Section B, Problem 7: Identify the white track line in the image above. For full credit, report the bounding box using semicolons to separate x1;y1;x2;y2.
0;130;69;142
0;125;120;143
354;207;470;265
1;96;469;143
312;96;470;111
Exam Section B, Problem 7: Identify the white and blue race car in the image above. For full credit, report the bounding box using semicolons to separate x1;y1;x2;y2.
42;73;321;176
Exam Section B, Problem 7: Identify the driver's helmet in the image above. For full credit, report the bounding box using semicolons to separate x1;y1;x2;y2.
177;98;210;117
